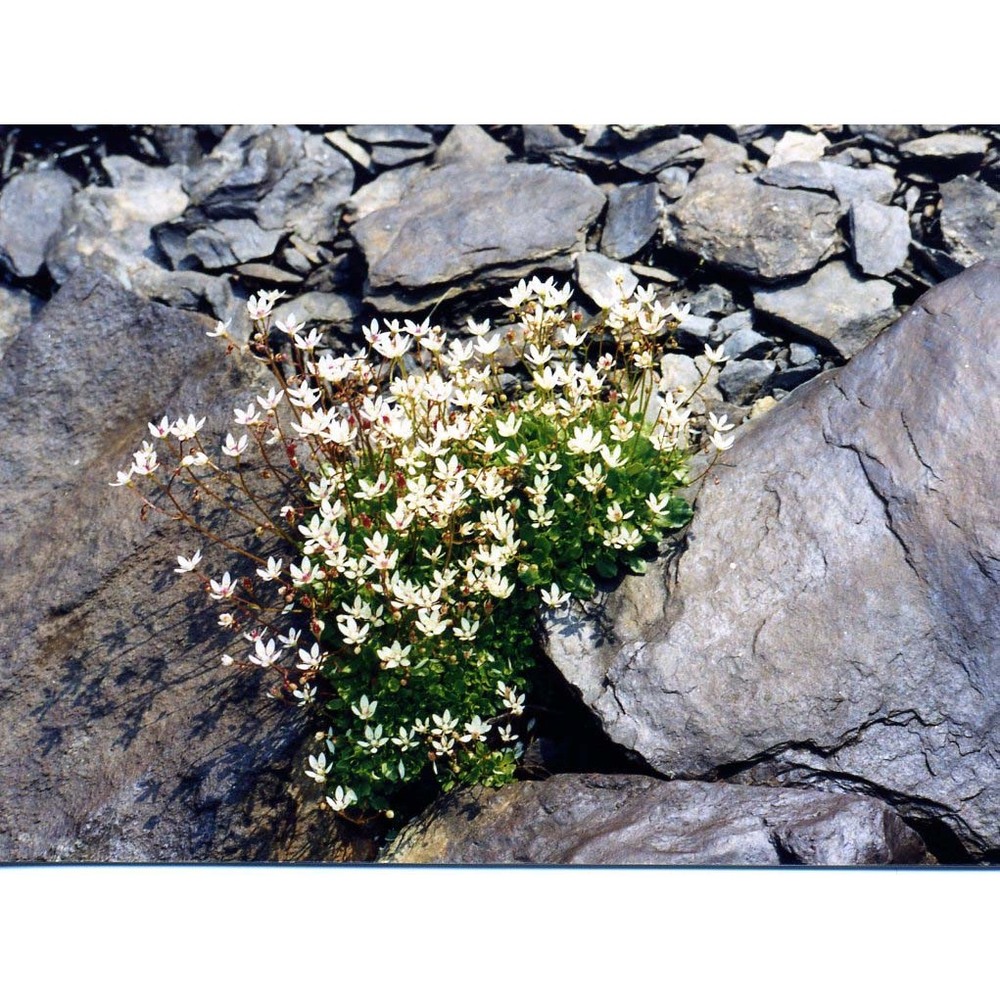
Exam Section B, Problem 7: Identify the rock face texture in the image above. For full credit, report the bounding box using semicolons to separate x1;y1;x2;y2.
0;271;370;861
543;262;1000;857
381;774;929;865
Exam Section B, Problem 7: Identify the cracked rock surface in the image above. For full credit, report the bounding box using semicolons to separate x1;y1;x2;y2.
542;261;1000;857
381;773;929;865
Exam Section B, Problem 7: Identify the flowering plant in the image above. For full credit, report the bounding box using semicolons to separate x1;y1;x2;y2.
114;275;733;819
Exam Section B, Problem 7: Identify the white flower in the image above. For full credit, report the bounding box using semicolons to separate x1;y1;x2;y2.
256;556;283;581
325;786;358;812
171;414;206;441
567;424;603;455
391;726;418;751
249;638;280;668
233;403;260;426
222;432;248;458
431;710;458;736
338;616;371;649
208;572;236;600
498;683;525;716
710;430;735;452
147;416;171;439
293;684;316;707
207;318;231;338
704;344;728;366
304;752;332;783
462;716;492;743
351;695;377;720
539;583;570;608
497;724;518;743
452;617;480;641
357;724;388;754
174;550;202;574
109;469;134;487
256;387;285;411
297;643;325;671
180;451;210;468
708;411;736;433
290;556;323;587
524;344;552;368
495;413;523;438
376;640;412;670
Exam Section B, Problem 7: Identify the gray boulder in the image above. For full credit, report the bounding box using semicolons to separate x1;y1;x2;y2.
542;261;1000;857
184;126;354;244
662;170;842;282
351;162;605;311
753;261;898;358
939;176;1000;268
717;357;776;404
45;155;189;287
433;125;509;167
600;182;662;259
899;133;990;162
0;271;370;862
381;773;928;865
766;129;830;167
156;218;282;271
619;135;703;175
0;169;77;277
850;201;911;277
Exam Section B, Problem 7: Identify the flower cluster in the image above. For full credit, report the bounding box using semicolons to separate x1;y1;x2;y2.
115;277;733;818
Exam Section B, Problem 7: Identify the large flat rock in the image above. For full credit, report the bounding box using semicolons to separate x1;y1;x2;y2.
351;162;605;309
0;271;370;861
543;262;1000;857
661;169;842;282
381;773;928;865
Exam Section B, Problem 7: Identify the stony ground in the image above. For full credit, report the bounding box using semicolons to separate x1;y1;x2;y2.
1;124;997;864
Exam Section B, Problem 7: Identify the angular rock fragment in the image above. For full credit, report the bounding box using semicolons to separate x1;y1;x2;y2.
657;166;689;200
346;125;434;147
939;175;1000;268
753;261;898;358
156;218;282;271
722;325;771;361
574;252;637;307
850;201;911;277
0;169;76;277
433;125;509;167
662;171;841;281
184;127;354;243
766;129;830;167
619;135;703;174
600;182;661;259
542;262;1000;857
521;124;577;155
717;357;775;404
381;774;928;865
45;155;189;286
899;133;990;161
351;163;605;310
758;161;897;207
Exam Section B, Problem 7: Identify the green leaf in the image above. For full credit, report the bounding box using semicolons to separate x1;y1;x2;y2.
624;553;648;575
